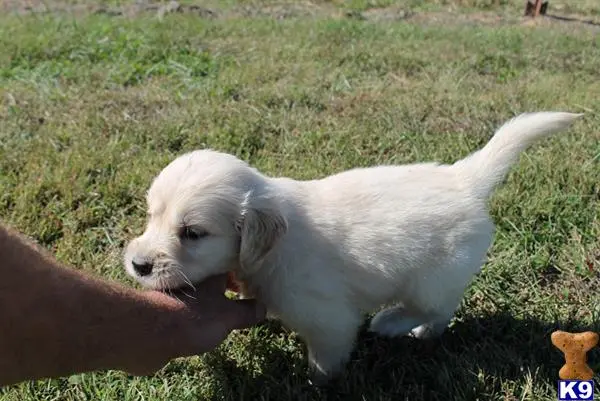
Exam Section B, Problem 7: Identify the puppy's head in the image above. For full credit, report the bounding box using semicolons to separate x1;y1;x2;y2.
124;150;287;290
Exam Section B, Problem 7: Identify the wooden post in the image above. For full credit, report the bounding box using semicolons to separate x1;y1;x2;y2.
525;0;546;17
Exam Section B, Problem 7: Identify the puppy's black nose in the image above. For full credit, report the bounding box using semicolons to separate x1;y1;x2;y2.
131;260;153;277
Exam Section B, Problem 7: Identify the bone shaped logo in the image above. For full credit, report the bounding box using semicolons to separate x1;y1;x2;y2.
551;330;598;380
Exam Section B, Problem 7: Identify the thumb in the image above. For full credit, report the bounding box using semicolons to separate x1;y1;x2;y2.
222;299;267;331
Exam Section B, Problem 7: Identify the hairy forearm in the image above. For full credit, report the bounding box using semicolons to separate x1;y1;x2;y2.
0;223;185;386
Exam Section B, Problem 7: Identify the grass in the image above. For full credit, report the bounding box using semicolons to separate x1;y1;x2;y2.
1;0;600;399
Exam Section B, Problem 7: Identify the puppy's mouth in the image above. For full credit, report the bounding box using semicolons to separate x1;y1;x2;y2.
225;271;242;293
156;271;241;295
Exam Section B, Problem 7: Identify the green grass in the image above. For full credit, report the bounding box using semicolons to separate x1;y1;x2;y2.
1;1;600;400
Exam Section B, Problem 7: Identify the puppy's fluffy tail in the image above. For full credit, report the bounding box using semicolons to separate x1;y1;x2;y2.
454;112;583;200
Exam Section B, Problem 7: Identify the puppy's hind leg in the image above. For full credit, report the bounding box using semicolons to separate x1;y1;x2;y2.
394;249;490;340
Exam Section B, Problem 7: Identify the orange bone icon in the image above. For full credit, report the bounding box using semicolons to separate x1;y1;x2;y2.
551;330;598;380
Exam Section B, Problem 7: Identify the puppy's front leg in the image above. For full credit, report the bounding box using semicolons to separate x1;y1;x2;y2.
305;334;356;385
293;306;362;386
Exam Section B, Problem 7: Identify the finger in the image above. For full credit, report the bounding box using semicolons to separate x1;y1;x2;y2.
193;273;228;295
223;299;267;331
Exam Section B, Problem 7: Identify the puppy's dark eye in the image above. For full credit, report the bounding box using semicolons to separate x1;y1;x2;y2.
179;226;207;241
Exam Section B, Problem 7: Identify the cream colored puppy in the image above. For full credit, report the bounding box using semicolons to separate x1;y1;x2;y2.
124;112;581;384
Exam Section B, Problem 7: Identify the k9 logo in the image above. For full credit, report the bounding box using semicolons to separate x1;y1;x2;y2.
558;380;595;401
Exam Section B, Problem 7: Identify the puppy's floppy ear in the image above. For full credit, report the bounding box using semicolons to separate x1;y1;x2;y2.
236;191;287;272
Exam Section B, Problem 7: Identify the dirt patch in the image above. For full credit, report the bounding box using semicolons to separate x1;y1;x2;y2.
236;2;342;20
348;5;414;22
409;10;511;26
0;0;338;19
1;0;598;32
408;9;600;30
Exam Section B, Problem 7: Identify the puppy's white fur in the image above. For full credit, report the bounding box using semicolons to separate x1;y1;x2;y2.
125;112;581;383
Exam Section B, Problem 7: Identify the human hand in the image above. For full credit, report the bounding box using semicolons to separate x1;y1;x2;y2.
171;273;265;352
126;274;265;376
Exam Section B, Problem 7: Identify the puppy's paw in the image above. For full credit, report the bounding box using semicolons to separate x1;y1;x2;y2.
409;321;447;340
369;307;423;338
307;368;334;387
307;357;346;387
307;375;329;387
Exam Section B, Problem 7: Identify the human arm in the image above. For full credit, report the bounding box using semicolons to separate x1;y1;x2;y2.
0;223;264;387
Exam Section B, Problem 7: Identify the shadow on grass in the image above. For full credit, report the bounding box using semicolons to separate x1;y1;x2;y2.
200;313;600;401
